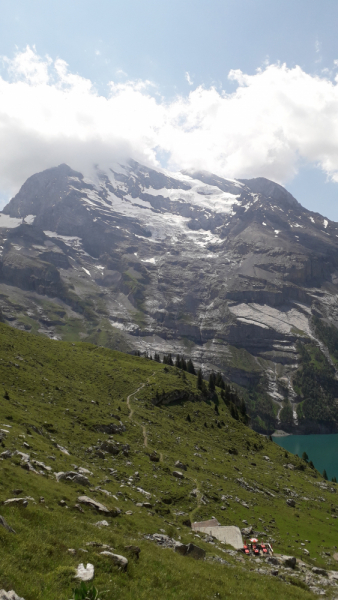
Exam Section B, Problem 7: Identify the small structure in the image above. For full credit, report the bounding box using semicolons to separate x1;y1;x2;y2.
191;518;243;550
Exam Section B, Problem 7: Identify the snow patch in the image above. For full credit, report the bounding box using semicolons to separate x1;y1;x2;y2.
0;214;23;228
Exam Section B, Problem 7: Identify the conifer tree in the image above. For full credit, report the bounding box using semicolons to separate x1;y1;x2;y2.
209;372;216;392
323;469;328;480
187;359;196;375
197;369;203;390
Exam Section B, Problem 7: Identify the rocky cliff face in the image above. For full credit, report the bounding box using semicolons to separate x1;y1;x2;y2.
1;161;338;433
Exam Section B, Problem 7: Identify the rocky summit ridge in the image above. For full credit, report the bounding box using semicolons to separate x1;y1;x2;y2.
1;160;338;433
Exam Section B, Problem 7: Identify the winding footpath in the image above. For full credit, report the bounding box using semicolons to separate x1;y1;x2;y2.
126;373;201;519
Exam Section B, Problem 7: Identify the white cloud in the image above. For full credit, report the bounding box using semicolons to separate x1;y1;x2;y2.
185;71;193;86
2;47;338;201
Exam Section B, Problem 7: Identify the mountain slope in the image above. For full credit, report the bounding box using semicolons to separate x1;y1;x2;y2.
0;322;337;599
1;161;338;433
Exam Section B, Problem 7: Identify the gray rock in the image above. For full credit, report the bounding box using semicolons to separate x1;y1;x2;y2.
175;543;206;560
172;471;184;479
286;498;296;507
175;460;187;471
3;498;28;508
312;567;328;576
55;471;90;486
282;555;296;569
266;556;280;566
94;520;109;527
100;551;128;570
0;451;12;459
77;495;121;516
14;452;30;463
31;460;52;472
0;515;16;533
241;526;253;536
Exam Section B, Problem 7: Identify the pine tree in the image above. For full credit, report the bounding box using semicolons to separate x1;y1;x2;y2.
215;372;225;389
208;372;216;392
323;469;328;480
187;359;196;375
175;354;181;368
186;414;191;422
302;451;309;462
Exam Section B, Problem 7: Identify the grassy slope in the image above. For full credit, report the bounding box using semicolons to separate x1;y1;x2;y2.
0;323;337;599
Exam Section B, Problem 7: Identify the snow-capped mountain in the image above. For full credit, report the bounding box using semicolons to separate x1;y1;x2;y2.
1;160;338;433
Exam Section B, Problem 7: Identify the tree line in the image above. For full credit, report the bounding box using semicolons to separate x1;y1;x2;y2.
135;350;248;424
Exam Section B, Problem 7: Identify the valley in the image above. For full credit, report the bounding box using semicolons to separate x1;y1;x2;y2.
0;322;338;599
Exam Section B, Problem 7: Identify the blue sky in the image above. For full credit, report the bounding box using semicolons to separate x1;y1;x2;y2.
1;0;338;218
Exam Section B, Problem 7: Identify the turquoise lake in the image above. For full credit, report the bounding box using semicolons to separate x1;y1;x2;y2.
273;433;338;481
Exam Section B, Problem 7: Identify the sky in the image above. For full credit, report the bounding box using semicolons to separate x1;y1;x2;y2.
1;0;338;218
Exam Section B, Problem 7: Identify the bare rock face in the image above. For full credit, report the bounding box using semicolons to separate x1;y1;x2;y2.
3;161;338;433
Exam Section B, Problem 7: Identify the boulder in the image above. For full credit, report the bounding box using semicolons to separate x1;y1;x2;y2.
96;423;126;435
100;551;128;570
0;515;16;534
241;526;253;536
31;460;52;472
0;451;12;459
75;563;94;582
14;452;30;463
173;471;184;479
282;555;296;569
0;591;25;600
77;495;121;516
312;567;328;576
175;460;187;471
266;556;280;566
55;472;90;486
78;467;93;476
94;520;109;527
3;498;28;508
286;498;296;507
175;543;206;560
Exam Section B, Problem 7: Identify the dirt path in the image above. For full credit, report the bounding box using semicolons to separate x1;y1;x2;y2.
127;383;146;420
127;373;158;455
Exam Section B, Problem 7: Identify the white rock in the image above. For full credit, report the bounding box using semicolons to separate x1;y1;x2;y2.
100;551;128;570
94;520;109;527
75;563;94;581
